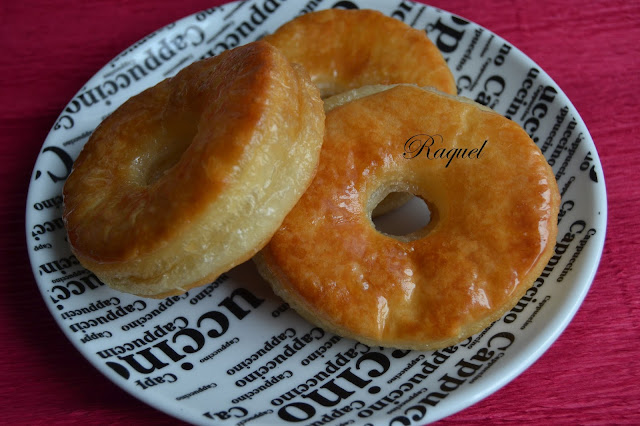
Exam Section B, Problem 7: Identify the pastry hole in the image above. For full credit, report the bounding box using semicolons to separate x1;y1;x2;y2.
371;193;434;241
138;121;196;186
144;144;188;185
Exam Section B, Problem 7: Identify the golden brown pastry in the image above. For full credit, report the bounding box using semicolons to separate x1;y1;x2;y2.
63;41;325;298
263;9;457;98
255;85;560;350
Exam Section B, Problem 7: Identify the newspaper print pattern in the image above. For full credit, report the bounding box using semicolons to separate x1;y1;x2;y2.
26;0;606;424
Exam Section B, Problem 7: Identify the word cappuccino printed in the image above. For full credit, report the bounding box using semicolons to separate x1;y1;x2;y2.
403;133;488;167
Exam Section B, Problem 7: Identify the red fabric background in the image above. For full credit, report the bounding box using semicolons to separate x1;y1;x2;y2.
1;0;638;424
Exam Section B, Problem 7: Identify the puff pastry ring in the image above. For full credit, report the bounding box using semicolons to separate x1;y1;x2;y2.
63;41;325;297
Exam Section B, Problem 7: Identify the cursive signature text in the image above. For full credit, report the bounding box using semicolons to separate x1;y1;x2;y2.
403;134;488;167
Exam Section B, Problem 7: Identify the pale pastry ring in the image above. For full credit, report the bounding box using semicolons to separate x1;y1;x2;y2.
63;41;325;297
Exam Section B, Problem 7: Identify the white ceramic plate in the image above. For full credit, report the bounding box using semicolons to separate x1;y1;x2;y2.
26;1;607;424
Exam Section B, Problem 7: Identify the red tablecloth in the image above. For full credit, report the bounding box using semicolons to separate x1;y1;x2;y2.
1;0;638;424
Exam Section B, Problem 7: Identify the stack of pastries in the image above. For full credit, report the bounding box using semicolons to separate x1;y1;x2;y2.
63;9;559;350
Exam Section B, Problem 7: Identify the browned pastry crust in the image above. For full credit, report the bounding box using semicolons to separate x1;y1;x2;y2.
63;41;325;297
255;85;560;350
263;9;457;98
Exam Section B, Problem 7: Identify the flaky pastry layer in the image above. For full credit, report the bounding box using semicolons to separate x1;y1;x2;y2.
63;41;325;297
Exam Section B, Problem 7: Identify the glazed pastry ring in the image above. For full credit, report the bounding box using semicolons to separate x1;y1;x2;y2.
63;41;325;297
255;85;560;350
264;9;457;98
